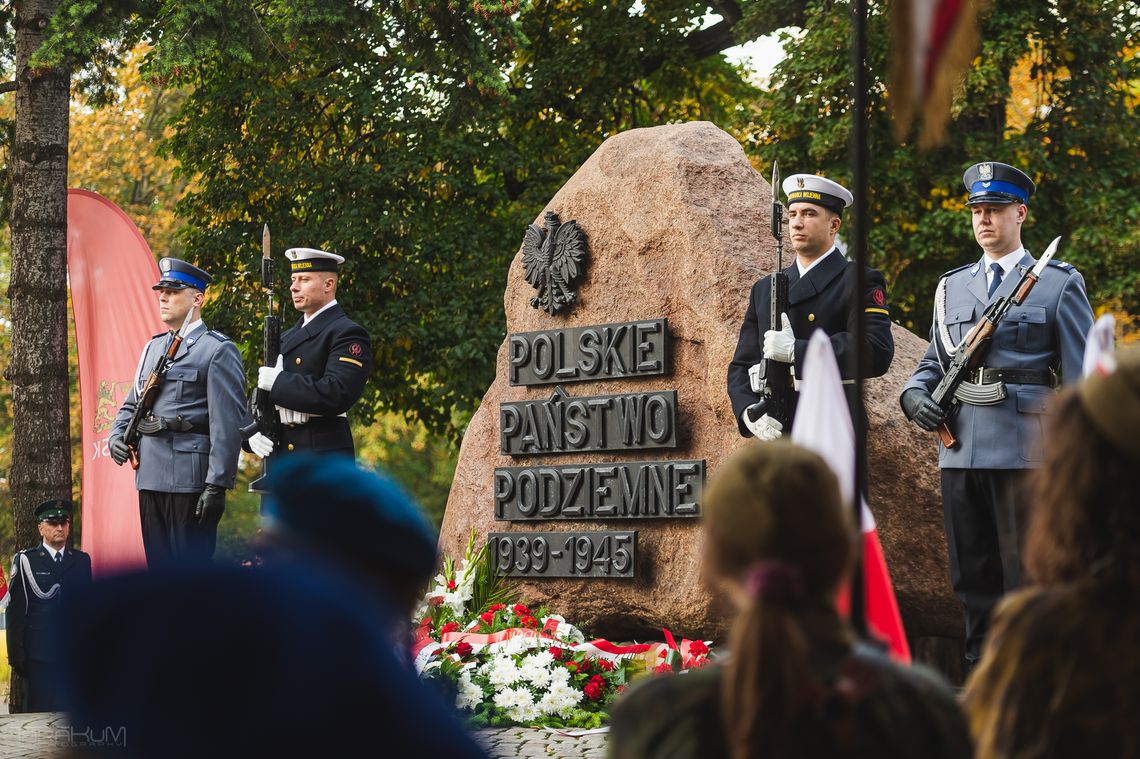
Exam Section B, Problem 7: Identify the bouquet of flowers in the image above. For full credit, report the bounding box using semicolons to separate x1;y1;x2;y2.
413;532;714;729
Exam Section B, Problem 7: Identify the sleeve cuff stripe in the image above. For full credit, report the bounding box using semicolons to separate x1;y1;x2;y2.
865;307;890;315
338;356;364;367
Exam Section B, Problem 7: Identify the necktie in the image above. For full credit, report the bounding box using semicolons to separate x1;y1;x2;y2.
987;262;1004;299
55;552;63;564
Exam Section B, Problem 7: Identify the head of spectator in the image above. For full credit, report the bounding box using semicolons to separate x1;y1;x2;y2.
259;454;438;618
59;566;486;759
702;439;855;758
1025;345;1140;588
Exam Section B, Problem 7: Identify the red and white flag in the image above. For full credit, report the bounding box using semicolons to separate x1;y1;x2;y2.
792;330;911;662
890;0;981;147
1083;313;1116;378
68;189;164;576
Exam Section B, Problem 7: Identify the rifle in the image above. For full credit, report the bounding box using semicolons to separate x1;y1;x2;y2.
123;309;196;470
931;236;1060;449
745;161;792;428
241;224;282;492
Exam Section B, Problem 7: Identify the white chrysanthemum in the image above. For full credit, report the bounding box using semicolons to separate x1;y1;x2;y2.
487;655;522;688
492;685;534;715
518;651;555;688
500;635;537;655
455;671;485;712
547;664;571;686
538;678;582;718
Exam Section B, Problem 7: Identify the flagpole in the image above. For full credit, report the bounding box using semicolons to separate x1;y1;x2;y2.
848;0;869;639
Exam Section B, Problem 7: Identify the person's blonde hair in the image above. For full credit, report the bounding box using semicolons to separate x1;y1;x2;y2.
703;440;855;759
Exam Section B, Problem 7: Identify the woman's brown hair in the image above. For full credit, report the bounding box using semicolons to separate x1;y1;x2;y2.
703;440;855;759
1025;391;1140;588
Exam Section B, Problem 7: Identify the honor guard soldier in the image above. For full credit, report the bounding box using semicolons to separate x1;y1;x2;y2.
109;258;247;568
901;161;1094;669
247;248;373;462
6;500;92;711
728;174;895;439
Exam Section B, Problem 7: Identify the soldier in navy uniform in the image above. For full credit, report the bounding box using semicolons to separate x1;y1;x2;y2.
6;500;92;711
728;174;895;440
109;258;247;568
901;161;1094;668
247;248;372;463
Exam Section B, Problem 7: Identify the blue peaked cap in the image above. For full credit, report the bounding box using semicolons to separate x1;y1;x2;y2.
963;161;1036;205
262;454;438;582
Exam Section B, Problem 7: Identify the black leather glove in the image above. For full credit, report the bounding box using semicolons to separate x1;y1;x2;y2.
194;484;226;525
901;388;947;432
109;436;131;466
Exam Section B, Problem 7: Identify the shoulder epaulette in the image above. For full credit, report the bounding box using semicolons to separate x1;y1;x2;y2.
1046;260;1075;272
151;332;168;340
207;330;232;342
939;262;973;279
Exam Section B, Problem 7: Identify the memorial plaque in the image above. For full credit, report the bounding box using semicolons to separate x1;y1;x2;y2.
500;388;677;455
494;460;704;521
508;319;668;386
489;531;637;578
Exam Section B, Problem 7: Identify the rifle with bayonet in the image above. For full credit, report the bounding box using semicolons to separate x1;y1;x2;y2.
241;224;282;491
930;236;1061;449
745;161;792;428
122;309;197;470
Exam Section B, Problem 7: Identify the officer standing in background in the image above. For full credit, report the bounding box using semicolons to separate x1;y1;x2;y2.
728;173;895;439
6;500;93;711
110;258;247;568
900;161;1094;669
247;248;372;462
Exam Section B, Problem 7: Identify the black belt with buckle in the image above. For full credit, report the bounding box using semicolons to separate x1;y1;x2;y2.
138;415;210;436
974;368;1057;387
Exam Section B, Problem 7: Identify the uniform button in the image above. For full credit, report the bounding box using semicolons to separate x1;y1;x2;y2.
808;313;815;322
287;444;295;451
295;357;302;365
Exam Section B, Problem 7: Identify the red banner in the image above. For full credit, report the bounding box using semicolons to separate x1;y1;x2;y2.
67;189;163;576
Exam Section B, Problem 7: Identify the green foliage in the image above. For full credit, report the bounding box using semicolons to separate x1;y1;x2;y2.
752;0;1140;332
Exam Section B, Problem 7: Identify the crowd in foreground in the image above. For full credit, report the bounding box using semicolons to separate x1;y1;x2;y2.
3;345;1136;758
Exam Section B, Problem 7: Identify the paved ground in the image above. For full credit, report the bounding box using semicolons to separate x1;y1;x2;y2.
0;713;607;758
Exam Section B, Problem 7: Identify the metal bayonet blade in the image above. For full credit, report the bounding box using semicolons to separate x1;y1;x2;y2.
177;307;196;338
1032;236;1061;276
262;224;271;260
771;160;779;194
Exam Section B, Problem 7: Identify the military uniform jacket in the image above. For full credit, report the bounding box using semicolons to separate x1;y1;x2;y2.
270;303;372;454
111;323;247;492
903;251;1093;469
6;545;92;671
728;249;895;436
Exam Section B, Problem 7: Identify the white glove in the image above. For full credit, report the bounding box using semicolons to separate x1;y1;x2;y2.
277;406;311;426
248;432;276;458
762;313;795;364
258;355;284;392
743;411;783;441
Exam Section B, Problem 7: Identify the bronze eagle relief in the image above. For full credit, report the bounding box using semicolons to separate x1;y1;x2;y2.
521;211;588;316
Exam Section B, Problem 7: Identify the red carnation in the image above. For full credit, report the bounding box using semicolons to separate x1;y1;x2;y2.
589;674;605;687
512;604;530;617
440;622;459;635
428;595;444;607
480;611;495;625
654;663;674;674
446;579;457;591
597;659;614;672
583;681;603;701
520;615;538;629
688;640;709;657
456;641;474;658
489;603;505;612
549;646;564;660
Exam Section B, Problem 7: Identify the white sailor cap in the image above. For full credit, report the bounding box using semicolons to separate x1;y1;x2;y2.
284;248;345;274
782;174;854;215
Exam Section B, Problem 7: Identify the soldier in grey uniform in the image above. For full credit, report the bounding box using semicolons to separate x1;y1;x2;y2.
900;162;1094;667
109;258;247;568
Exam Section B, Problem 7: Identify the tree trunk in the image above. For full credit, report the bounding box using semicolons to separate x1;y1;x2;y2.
5;0;70;714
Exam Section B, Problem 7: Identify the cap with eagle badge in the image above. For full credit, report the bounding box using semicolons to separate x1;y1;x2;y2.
782;174;854;216
35;498;73;522
963;161;1035;205
285;248;345;274
153;258;213;291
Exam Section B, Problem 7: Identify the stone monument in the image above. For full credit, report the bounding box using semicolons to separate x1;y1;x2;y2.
438;121;961;674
